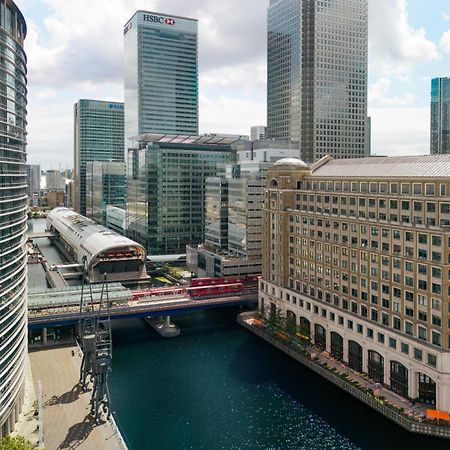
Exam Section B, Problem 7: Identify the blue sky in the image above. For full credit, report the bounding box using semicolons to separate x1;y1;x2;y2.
15;0;450;168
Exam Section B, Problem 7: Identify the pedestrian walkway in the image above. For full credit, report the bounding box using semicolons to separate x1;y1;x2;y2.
29;345;125;450
311;349;428;421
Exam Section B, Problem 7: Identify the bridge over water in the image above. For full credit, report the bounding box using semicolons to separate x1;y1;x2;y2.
28;284;258;329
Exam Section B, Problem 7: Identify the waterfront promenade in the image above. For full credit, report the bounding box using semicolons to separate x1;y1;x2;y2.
238;312;450;440
29;345;125;450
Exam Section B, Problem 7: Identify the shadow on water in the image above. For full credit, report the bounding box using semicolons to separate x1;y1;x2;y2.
228;330;449;450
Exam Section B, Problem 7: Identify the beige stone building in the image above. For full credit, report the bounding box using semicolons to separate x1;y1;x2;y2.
260;155;450;412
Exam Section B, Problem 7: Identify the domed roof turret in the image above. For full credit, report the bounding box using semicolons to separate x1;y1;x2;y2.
273;157;309;169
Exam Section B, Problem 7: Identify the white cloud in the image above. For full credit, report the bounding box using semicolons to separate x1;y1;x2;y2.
369;107;429;156
369;77;415;107
440;30;450;54
199;94;266;136
369;0;439;76
20;0;441;167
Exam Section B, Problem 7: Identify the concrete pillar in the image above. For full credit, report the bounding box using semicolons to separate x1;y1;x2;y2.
362;344;368;373
384;355;390;386
438;381;450;412
165;316;171;327
42;328;47;345
9;412;15;433
325;330;331;354
4;415;10;435
14;402;20;422
343;338;349;363
408;369;416;399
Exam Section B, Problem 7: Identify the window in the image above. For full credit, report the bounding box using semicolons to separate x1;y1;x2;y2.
413;184;422;195
401;342;409;354
418;326;427;341
389;338;397;349
405;322;413;336
367;328;374;339
432;331;441;347
427;354;437;367
414;348;423;361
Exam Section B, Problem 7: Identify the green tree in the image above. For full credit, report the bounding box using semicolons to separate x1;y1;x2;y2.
0;435;36;450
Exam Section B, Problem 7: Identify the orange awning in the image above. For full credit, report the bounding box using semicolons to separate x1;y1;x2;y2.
426;409;450;421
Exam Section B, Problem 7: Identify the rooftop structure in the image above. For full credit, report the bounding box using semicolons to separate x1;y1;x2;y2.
47;208;147;283
251;126;267;141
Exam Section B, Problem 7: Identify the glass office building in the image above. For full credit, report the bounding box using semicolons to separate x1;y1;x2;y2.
0;0;27;436
124;11;198;142
126;135;236;255
86;161;126;225
431;77;450;155
267;0;369;162
73;100;124;215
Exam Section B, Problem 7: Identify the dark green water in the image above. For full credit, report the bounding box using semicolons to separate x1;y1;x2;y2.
109;309;449;450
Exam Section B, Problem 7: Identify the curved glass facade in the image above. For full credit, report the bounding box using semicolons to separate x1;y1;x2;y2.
0;0;27;436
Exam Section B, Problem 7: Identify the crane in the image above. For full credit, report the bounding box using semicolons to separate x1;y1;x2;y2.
78;263;113;423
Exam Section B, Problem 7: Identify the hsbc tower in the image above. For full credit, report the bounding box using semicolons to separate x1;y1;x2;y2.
124;11;199;142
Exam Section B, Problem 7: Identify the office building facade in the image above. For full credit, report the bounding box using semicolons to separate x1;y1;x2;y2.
267;0;369;162
0;0;27;436
126;134;236;255
73;99;124;215
431;77;450;155
45;169;65;191
205;177;229;250
260;155;450;412
26;164;40;197
188;162;267;278
124;11;198;142
251;126;267;141
86;161;126;225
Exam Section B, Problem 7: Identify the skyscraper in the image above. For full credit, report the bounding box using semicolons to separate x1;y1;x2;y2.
0;0;27;436
267;0;369;163
73;100;124;215
124;11;198;142
431;77;450;155
26;164;40;198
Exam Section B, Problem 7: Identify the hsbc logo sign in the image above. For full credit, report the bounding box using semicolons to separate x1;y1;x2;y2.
143;14;176;26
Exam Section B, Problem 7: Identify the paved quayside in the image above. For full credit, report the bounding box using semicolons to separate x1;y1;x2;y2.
29;344;126;450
